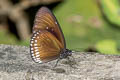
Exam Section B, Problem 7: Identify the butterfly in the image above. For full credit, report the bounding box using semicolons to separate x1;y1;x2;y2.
30;7;73;66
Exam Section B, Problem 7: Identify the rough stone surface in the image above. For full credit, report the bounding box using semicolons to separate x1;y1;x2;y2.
0;44;120;80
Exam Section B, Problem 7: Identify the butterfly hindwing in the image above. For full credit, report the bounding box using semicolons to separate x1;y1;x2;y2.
30;30;64;63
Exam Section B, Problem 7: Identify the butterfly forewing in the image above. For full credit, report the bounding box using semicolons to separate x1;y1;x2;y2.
33;7;66;48
30;30;64;63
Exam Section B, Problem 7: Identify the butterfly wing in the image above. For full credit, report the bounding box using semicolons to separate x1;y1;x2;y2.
30;30;64;63
33;7;66;48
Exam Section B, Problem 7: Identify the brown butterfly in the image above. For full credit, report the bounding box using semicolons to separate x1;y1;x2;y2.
30;7;73;66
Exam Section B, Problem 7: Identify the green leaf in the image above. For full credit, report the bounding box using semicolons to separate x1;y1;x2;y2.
101;0;120;26
96;39;119;54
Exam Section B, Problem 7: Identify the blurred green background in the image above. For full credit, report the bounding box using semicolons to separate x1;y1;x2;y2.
0;0;120;54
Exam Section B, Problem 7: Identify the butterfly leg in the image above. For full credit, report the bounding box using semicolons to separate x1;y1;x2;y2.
53;57;61;68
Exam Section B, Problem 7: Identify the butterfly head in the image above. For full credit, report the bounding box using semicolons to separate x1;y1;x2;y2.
65;49;72;56
59;49;72;59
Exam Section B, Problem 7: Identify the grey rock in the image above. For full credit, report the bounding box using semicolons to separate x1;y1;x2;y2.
0;44;120;80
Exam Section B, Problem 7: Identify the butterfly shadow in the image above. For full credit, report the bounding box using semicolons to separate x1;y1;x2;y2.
53;53;78;68
62;55;78;69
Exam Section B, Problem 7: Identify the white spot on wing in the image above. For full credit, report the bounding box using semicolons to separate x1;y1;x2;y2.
38;61;42;63
46;27;49;29
34;44;37;46
31;51;34;53
32;56;42;63
55;22;57;24
35;52;39;55
34;34;37;36
37;36;39;39
38;60;42;63
31;41;34;43
36;54;40;57
35;49;38;52
30;44;33;46
31;48;34;50
35;40;37;43
31;53;34;56
35;59;42;63
37;32;39;34
33;37;36;38
34;47;38;49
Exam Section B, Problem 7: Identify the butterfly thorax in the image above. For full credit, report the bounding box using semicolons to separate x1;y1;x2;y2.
59;49;72;59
